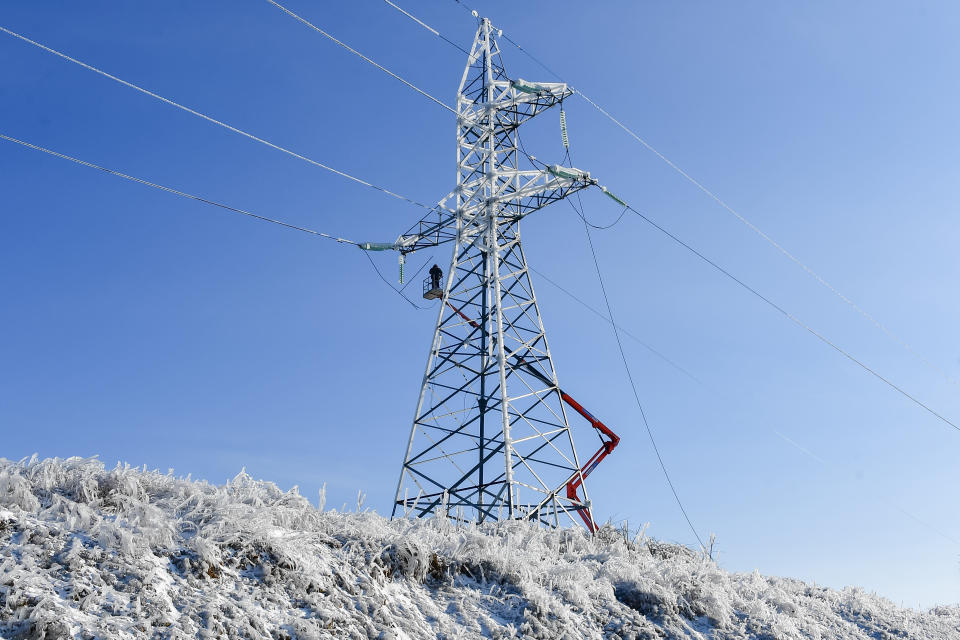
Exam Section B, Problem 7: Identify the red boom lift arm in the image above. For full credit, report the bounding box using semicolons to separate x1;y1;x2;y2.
515;359;620;532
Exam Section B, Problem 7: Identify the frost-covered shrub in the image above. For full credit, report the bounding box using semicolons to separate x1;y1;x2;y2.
0;456;957;640
0;471;40;513
379;540;430;582
614;580;678;618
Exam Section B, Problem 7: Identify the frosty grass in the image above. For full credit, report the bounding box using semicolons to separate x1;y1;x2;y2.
1;456;957;639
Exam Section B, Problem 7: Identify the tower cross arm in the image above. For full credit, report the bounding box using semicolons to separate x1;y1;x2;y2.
502;78;572;115
391;166;596;254
501;165;597;222
458;80;573;130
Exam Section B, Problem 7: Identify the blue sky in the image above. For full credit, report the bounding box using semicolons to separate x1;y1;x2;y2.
2;1;958;609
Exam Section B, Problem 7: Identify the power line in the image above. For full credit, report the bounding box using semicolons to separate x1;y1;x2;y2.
264;0;455;113
393;0;567;83
529;267;702;385
576;79;960;393
450;0;478;18
2;131;431;312
553;115;705;545
0;133;359;244
0;25;439;214
773;429;960;547
360;249;428;310
499;33;566;83
450;1;568;83
381;0;470;55
572;196;706;550
399;254;435;294
594;188;960;434
575;203;629;230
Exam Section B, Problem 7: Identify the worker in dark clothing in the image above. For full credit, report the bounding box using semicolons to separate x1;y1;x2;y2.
429;264;443;290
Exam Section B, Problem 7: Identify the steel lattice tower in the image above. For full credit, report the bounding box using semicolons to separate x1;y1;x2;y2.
390;19;600;528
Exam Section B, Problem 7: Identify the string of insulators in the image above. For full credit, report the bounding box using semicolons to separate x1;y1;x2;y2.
601;186;628;207
560;109;570;151
398;253;405;284
358;242;395;251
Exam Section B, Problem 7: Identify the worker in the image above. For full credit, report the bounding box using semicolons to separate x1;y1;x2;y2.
429;264;443;290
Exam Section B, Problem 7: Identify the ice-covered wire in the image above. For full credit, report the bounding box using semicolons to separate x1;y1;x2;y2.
577;91;960;390
772;429;960;546
571;195;706;550
0;25;439;214
360;249;429;310
0;133;360;245
451;0;478;17
399;254;434;294
550;116;705;544
264;0;455;113
578;205;629;230
593;188;960;434
528;266;702;385
381;0;471;56
449;0;565;82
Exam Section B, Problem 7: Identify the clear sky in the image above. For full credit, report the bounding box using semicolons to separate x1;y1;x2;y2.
2;1;958;609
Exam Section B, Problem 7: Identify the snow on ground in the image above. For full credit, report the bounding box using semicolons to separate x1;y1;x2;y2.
0;456;957;639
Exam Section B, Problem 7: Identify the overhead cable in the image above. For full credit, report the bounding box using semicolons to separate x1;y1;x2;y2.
264;0;456;113
592;187;960;435
572;196;706;550
0;133;358;244
0;25;438;214
576;204;629;230
403;0;566;81
773;429;960;546
449;0;565;81
499;32;565;82
360;250;428;310
563;125;707;547
529;267;702;385
2;132;430;311
381;0;470;55
575;90;960;386
399;254;435;294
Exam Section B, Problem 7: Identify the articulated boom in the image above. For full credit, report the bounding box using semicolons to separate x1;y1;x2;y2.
391;18;616;530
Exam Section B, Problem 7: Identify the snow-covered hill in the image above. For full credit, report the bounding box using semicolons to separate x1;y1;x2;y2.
0;457;956;639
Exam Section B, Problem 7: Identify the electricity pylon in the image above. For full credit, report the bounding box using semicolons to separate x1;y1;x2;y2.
388;18;600;528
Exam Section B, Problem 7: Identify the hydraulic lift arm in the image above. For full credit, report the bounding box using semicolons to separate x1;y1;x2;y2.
516;359;620;532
